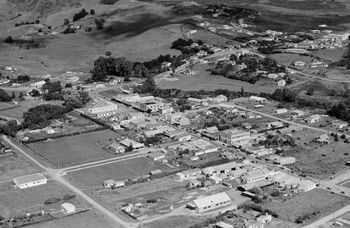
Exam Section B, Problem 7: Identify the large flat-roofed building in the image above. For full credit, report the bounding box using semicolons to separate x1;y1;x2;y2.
188;192;232;213
219;129;250;146
139;101;164;112
13;173;47;189
87;100;118;118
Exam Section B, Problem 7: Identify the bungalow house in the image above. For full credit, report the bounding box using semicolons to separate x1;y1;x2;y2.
249;96;267;104
292;110;305;117
304;114;322;123
103;180;125;188
108;142;125;154
187;192;232;213
119;138;145;149
274;108;288;114
316;134;330;144
148;151;166;161
256;214;272;224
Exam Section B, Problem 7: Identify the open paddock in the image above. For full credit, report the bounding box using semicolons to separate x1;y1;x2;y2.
263;189;350;224
0;181;72;218
0;155;39;182
71;157;170;188
27;130;117;168
158;63;275;94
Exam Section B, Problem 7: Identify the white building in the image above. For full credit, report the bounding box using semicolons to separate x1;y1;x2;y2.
249;96;267;104
61;203;76;214
30;80;46;89
139;101;164;112
188;192;232;213
176;168;202;180
87;100;118;118
277;79;286;87
13;173;47;189
219;129;251;146
274;108;288;114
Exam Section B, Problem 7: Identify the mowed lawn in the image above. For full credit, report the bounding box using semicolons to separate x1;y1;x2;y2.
28;130;117;168
71;157;167;188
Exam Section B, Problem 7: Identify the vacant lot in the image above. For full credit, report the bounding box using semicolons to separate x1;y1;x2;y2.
312;48;346;63
263;189;350;224
71;157;169;188
325;69;350;81
0;155;39;182
28;130;117;168
158;63;275;93
0;181;72;218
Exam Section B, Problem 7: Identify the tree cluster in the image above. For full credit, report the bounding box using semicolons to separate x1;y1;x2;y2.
73;8;89;22
327;102;350;121
11;75;30;83
42;80;63;100
22;104;70;129
270;88;296;103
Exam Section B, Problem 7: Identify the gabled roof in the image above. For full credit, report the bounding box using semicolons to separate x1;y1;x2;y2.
13;173;46;185
193;192;231;208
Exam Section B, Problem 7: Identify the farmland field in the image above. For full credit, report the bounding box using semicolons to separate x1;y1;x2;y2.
158;63;275;93
70;157;169;188
263;189;350;224
28;130;117;168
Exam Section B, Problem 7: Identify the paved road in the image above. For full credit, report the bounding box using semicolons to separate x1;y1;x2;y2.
2;135;137;228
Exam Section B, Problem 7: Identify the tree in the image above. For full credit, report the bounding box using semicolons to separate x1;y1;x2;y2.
11;91;16;99
73;8;88;22
240;86;245;96
4;36;13;44
90;9;95;15
63;18;70;26
30;89;40;97
65;83;72;88
0;89;11;102
94;18;105;30
19;92;24;101
126;143;133;152
306;87;314;96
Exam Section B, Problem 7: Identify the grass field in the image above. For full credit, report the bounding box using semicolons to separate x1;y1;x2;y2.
158;63;275;93
0;181;71;218
285;139;350;179
0;155;39;182
325;69;350;81
27;210;116;228
312;48;346;63
28;130;117;168
71;157;168;188
263;189;350;224
145;215;208;228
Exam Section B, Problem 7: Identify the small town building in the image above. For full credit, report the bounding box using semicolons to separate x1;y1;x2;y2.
150;169;162;175
176;168;202;180
108;142;125;154
214;221;234;228
256;214;272;223
148;151;166;161
120;138;145;149
219;129;251;146
13;173;47;189
274;108;288;114
249;96;267;104
332;121;348;129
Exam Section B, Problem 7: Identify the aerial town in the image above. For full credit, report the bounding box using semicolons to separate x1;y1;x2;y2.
1;0;350;228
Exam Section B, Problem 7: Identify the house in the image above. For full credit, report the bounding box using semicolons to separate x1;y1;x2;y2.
245;220;264;228
175;133;192;142
273;156;296;165
148;151;166;161
304;114;322;123
13;173;47;189
332;121;348;129
274;108;288;114
277;79;286;87
242;122;252;129
219;129;251;146
249;96;267;104
166;113;190;126
187;179;202;189
150;169;162;175
176;168;202;180
30;80;46;89
292;110;305;117
293;61;305;67
220;151;236;160
256;214;272;223
187;192;232;213
214;221;234;228
316;134;330;144
267;121;284;129
243;146;274;157
103;180;125;188
267;73;278;80
108;142;125;154
61;203;76;214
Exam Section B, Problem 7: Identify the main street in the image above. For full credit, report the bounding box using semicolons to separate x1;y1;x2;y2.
2;135;141;228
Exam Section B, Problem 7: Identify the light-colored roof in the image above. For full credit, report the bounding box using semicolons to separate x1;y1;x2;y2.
13;173;46;185
193;192;231;209
61;203;76;212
